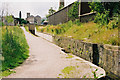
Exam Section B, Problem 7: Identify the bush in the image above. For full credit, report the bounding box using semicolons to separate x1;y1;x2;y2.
2;26;29;71
94;11;109;26
54;29;59;34
40;28;44;32
51;29;54;32
73;19;81;26
68;2;79;20
0;22;4;26
89;2;120;28
67;20;73;27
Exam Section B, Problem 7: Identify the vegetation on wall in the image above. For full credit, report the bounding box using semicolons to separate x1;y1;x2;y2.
46;7;56;19
59;4;64;10
68;2;80;20
2;26;29;77
89;2;120;27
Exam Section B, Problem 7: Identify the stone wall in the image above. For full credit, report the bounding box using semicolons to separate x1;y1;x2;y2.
29;24;35;34
36;31;120;78
48;3;73;25
80;12;96;22
53;35;120;78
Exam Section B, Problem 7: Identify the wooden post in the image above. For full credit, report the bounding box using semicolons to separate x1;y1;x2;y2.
78;0;81;22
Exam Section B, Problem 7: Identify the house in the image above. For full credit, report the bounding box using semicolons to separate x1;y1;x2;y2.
26;13;41;25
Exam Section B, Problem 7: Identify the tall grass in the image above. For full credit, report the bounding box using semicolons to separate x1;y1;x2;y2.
24;26;29;32
2;26;29;76
36;20;119;46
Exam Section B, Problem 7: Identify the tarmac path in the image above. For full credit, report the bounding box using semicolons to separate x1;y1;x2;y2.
6;27;105;78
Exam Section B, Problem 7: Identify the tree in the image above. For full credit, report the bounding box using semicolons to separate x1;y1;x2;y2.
46;14;50;19
5;15;14;26
21;20;27;24
19;11;22;19
41;19;45;24
48;7;56;15
68;2;80;20
46;7;56;19
1;3;9;26
89;1;120;26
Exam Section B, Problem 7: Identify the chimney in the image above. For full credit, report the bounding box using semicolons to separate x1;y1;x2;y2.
19;11;22;19
27;13;30;18
59;0;64;9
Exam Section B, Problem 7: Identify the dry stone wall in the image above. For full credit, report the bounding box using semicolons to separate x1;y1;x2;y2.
53;35;120;78
36;31;120;78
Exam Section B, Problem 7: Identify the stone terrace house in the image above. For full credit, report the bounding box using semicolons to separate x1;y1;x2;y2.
26;13;41;25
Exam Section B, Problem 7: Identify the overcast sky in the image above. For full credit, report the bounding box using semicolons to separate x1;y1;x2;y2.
0;0;77;19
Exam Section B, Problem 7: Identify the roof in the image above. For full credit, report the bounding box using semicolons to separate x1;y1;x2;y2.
43;20;48;23
36;15;41;17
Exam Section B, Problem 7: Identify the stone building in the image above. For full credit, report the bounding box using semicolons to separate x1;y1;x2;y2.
48;0;95;25
26;13;41;25
35;15;41;25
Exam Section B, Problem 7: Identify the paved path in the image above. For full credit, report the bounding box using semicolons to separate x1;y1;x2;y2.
6;27;105;78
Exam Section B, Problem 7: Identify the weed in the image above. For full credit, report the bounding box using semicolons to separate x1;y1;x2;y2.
92;69;98;79
62;66;76;74
2;70;16;77
24;26;29;32
83;75;86;78
57;77;60;78
59;74;62;76
66;54;73;58
41;28;44;32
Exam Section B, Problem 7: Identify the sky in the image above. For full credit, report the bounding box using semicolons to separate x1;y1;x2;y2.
0;0;77;19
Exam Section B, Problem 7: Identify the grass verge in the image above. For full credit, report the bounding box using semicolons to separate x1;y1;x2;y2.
1;26;29;77
24;26;29;32
36;20;119;46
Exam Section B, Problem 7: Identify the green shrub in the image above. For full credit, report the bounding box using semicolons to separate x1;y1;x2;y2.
46;27;49;32
2;26;29;71
40;28;44;32
73;19;81;26
94;11;109;26
25;26;29;32
68;2;79;20
67;20;73;27
0;22;4;26
51;29;54;32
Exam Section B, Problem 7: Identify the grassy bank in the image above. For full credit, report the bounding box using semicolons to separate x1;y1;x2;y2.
1;26;29;77
24;26;29;32
36;20;119;46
